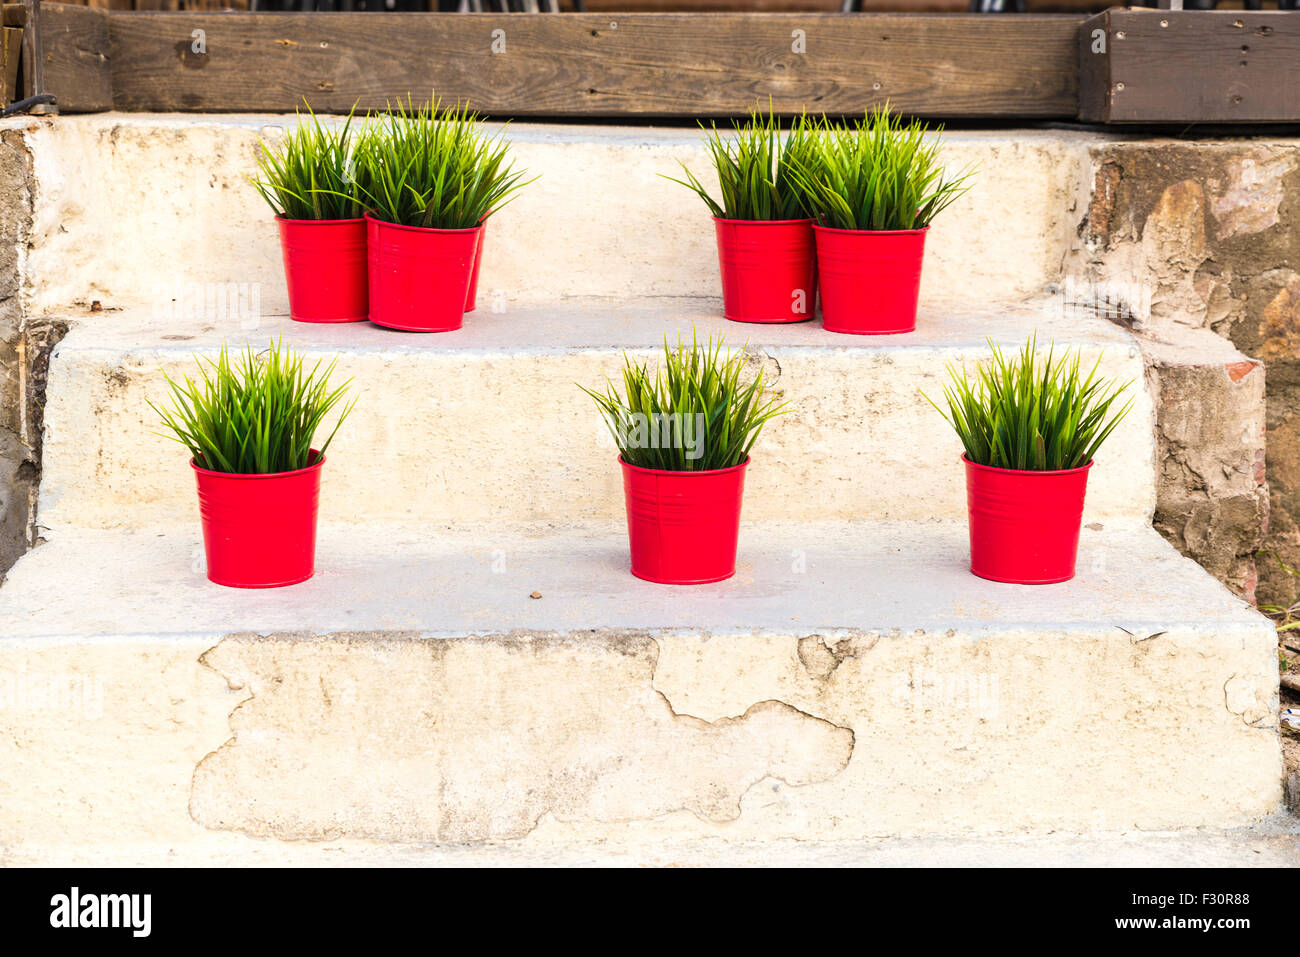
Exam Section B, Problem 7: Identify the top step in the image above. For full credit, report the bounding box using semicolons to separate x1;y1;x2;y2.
18;116;1096;315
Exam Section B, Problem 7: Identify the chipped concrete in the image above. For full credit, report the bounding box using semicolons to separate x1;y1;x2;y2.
0;522;1278;848
178;619;1279;841
1208;151;1296;243
0;520;1279;847
190;631;854;843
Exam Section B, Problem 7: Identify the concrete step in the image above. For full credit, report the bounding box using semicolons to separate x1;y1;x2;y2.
19;116;1090;314
37;297;1155;531
0;520;1280;847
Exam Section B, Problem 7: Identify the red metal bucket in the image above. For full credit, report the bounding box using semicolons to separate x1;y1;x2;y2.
465;220;486;313
812;224;927;335
276;217;368;323
192;452;324;588
713;217;817;323
620;456;748;584
366;213;478;332
964;455;1092;585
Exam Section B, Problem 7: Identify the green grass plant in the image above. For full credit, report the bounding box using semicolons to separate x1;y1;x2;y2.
352;94;532;229
151;339;355;475
664;107;822;221
789;104;973;231
250;105;364;221
924;335;1132;471
581;333;788;472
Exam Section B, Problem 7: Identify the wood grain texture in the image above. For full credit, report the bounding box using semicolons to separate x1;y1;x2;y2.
1078;9;1300;123
1077;10;1107;122
41;2;111;110
107;12;1082;117
2;25;19;103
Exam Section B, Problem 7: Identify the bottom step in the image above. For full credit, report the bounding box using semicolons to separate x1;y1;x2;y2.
0;522;1281;847
6;821;1300;868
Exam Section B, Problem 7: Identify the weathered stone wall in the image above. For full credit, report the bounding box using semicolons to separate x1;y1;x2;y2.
0;130;36;577
0;129;65;579
1142;336;1267;600
1069;140;1300;604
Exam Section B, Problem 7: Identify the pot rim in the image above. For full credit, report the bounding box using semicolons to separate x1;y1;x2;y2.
962;453;1092;477
811;223;930;236
713;216;815;226
275;215;367;226
363;211;482;235
192;449;325;480
618;454;750;477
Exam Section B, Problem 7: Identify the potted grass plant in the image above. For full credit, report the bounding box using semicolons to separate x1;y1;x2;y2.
354;96;532;332
150;339;354;589
582;334;787;584
666;109;821;323
789;105;972;335
925;336;1132;584
250;106;369;324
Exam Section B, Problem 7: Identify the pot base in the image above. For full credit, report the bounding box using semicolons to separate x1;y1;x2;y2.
207;571;316;589
629;568;737;585
820;323;915;336
968;569;1074;586
724;314;815;325
369;318;464;333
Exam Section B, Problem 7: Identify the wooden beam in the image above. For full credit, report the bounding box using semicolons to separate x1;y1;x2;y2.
19;0;42;105
1079;8;1300;124
36;2;111;110
1;25;19;105
107;12;1081;118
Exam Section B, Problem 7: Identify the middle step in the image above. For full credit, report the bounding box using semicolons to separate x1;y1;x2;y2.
39;298;1154;531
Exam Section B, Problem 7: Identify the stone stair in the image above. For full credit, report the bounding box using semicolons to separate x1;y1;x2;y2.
0;114;1283;859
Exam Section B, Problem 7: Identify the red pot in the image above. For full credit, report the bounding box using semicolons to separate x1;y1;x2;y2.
366;213;479;332
620;456;748;584
963;455;1092;585
713;218;817;323
812;224;927;335
276;217;368;323
465;219;486;313
192;452;324;588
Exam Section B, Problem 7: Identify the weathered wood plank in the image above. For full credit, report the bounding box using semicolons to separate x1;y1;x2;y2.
40;2;111;110
107;12;1081;117
1078;9;1300;124
2;25;19;104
